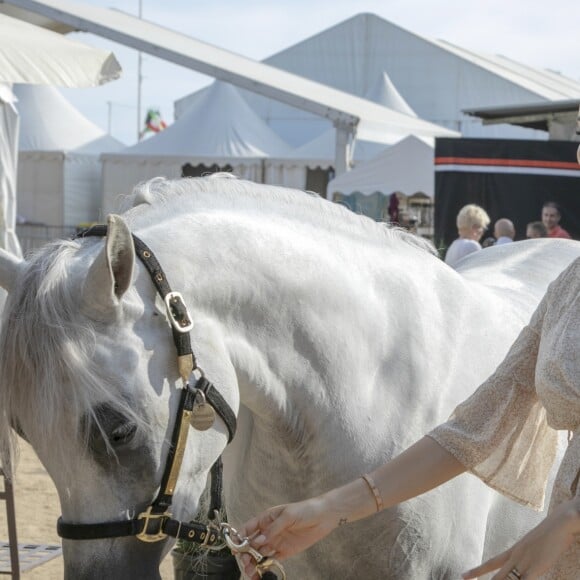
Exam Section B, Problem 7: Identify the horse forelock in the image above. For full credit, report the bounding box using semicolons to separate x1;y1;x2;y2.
121;175;437;256
0;239;140;478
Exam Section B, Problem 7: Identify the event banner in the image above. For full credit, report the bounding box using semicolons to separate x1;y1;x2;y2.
434;138;580;248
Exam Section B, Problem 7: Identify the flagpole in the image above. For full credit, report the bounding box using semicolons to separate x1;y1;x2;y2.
137;0;143;141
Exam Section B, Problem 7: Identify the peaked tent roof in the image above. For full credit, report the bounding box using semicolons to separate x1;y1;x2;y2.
364;72;417;117
283;71;418;164
14;83;123;152
326;135;434;198
122;81;292;158
176;13;580;143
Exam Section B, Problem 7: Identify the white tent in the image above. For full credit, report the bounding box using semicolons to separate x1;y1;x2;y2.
264;71;417;190
325;135;435;223
101;81;292;215
264;129;389;190
0;11;120;260
364;71;417;118
326;135;434;199
176;13;580;146
15;84;123;228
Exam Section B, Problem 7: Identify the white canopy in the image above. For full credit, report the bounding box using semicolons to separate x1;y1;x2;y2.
262;72;419;190
277;72;418;166
16;84;122;153
101;82;292;215
263;130;389;190
326;135;435;199
124;81;291;157
0;12;120;88
0;11;120;263
14;84;123;228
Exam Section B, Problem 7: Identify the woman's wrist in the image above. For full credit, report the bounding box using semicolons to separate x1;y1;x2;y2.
318;477;380;529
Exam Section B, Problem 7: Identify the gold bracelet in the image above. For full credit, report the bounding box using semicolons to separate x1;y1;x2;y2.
361;473;383;513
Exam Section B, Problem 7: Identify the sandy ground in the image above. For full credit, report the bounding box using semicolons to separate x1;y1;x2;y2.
1;439;174;579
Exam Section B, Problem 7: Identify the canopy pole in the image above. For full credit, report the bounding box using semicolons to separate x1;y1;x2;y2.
333;120;357;176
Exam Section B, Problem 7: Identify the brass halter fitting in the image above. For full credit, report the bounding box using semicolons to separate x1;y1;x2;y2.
136;506;171;543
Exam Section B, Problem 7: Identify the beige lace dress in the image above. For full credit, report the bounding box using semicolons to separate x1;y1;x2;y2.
428;256;580;579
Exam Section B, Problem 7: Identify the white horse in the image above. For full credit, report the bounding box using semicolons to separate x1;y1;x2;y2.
0;175;578;580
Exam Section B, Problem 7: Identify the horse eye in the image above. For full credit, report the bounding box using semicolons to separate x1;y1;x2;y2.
109;422;137;446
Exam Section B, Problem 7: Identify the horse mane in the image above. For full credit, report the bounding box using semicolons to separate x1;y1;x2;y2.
120;174;438;256
0;239;141;479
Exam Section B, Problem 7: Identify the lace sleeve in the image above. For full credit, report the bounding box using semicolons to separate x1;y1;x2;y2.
428;289;557;510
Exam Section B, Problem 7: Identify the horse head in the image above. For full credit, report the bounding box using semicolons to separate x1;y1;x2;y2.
0;215;239;579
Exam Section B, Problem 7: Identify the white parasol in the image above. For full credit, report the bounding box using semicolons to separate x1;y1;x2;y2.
0;12;121;261
0;12;121;88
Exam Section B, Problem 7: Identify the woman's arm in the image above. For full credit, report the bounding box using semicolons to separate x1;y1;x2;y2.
329;435;466;525
240;436;465;571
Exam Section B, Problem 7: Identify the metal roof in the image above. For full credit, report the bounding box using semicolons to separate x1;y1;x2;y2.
463;99;580;132
434;40;580;101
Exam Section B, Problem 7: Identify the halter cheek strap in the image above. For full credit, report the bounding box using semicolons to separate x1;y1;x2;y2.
57;225;237;545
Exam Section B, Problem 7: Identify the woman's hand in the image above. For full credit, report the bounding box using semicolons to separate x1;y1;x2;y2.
238;497;337;579
462;499;580;579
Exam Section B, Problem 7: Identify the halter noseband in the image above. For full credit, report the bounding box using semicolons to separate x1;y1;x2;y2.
56;225;237;547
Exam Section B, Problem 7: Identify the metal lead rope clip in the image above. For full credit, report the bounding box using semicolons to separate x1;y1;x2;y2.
221;525;286;579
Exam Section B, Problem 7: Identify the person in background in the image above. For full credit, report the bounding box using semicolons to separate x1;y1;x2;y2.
387;192;399;223
541;202;571;239
493;218;515;245
526;221;548;239
444;204;490;268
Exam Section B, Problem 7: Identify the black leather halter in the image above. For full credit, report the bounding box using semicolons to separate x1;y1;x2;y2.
57;225;237;546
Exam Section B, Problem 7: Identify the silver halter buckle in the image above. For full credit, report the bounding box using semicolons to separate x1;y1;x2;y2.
164;292;194;333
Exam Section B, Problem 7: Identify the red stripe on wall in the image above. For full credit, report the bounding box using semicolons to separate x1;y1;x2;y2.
434;157;580;170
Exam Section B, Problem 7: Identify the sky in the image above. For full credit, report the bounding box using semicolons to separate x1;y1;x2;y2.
58;0;580;146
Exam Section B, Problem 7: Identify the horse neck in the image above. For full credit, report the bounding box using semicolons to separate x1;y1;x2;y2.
134;208;445;404
134;211;347;398
131;208;444;502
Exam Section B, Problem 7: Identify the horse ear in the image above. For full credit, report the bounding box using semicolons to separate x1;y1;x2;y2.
82;214;135;317
0;248;25;292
